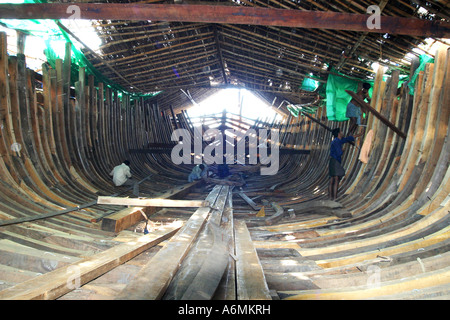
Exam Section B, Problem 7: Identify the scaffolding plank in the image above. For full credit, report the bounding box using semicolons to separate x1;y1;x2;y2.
179;186;230;300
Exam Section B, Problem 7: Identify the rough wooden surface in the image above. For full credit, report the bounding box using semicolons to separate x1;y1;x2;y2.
0;224;180;300
235;220;272;300
0;34;448;301
114;186;223;300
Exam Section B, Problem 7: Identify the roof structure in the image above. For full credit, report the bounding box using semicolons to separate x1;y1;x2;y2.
86;0;450;113
1;0;448;114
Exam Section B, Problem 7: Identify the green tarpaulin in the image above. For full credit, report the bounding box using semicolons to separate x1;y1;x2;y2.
408;54;434;95
326;71;359;122
0;0;159;100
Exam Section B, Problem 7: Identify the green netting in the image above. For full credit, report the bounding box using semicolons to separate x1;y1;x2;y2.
408;54;434;95
0;0;159;100
285;74;323;117
325;70;413;121
293;60;415;121
326;70;358;121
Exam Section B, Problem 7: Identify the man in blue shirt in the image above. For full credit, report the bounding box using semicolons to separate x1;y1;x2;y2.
328;128;362;200
188;164;209;182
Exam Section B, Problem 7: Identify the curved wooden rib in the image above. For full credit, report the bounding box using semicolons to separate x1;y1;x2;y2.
0;32;448;301
250;45;450;300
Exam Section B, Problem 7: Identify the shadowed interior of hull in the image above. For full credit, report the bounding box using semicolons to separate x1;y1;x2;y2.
0;1;449;302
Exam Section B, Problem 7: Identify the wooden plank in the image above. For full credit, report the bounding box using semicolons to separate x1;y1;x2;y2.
315;226;450;269
234;220;272;300
0;224;181;300
298;203;449;257
178;186;230;300
97;196;208;207
289;251;450;291
0;4;448;37
344;67;386;196
413;45;449;198
180;223;229;300
0;32;11;124
99;206;146;234
213;190;236;300
100;181;199;233
237;190;260;211
115;185;223;300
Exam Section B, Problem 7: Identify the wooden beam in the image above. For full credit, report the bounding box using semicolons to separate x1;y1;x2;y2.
213;26;228;85
0;3;448;37
55;21;146;92
346;90;407;139
213;190;236;299
280;267;450;300
97;196;209;208
100;181;199;233
336;0;389;71
301;110;333;132
237;190;260;211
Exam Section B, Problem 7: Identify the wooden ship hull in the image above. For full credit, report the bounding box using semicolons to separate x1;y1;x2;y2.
0;31;448;301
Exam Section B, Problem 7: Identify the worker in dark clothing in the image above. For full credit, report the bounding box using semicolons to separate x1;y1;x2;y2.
328;128;362;200
217;163;230;179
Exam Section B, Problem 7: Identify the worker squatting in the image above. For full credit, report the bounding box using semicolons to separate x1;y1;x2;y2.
170;128;279;175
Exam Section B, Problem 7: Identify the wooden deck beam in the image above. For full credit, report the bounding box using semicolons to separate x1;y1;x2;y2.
97;196;209;208
0;3;448;37
100;182;198;233
164;186;231;300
